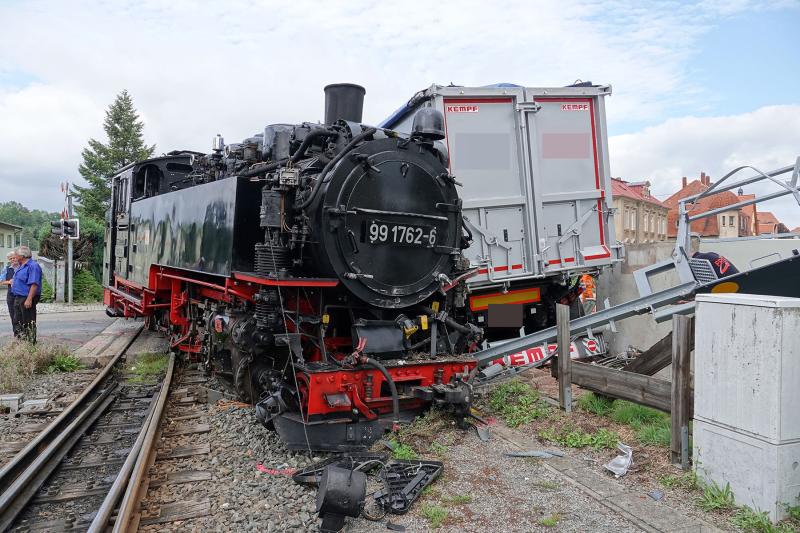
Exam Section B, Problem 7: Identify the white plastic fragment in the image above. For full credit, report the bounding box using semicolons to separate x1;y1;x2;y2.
604;442;633;478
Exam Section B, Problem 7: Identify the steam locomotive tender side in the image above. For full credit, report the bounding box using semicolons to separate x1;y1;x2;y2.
103;85;481;451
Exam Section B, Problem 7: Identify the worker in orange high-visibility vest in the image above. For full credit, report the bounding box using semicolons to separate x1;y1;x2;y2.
579;273;596;315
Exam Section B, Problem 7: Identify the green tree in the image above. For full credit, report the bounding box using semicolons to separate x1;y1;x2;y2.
0;201;60;251
72;90;155;222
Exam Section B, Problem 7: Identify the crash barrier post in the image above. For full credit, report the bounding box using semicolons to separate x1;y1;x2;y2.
670;314;692;469
556;304;572;412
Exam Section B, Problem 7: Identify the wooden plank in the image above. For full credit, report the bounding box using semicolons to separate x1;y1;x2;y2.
33;487;109;504
624;320;695;376
671;315;692;468
157;442;210;460
176;396;196;404
0;441;26;454
148;470;212;488
181;376;208;384
556;304;572;413
571;362;672;412
163;423;210;437
168;413;203;422
139;498;211;525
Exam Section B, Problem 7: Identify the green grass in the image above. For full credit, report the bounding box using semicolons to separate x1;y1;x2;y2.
659;471;699;491
429;441;448;456
539;513;561;527
539;426;619;449
577;392;614;416
443;494;472;505
0;341;74;392
578;395;672;448
421;504;448;529
731;506;796;532
127;353;169;383
696;481;735;512
389;439;418;460
787;504;800;522
488;380;550;427
47;353;82;373
533;480;560;491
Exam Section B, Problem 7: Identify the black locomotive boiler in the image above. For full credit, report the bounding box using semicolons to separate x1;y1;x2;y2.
104;84;482;450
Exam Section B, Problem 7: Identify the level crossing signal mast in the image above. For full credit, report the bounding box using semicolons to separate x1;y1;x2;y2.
50;219;80;240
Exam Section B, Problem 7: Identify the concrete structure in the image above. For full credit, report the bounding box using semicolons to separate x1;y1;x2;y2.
665;173;752;239
694;293;800;522
611;179;668;244
0;221;23;260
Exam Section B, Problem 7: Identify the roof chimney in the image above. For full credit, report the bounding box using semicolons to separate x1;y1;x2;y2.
682;176;687;188
700;172;706;185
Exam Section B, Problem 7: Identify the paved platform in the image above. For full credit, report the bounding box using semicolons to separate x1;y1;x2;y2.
74;318;144;367
0;302;105;317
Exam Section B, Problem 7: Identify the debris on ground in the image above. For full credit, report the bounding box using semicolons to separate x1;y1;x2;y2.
504;449;565;458
604;442;633;478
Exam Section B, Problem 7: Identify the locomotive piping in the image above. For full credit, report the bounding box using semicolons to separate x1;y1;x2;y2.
361;357;400;428
419;306;473;335
297;127;377;210
236;128;336;178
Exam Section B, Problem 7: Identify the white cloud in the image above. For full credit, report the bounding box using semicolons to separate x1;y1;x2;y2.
610;105;800;229
0;0;795;215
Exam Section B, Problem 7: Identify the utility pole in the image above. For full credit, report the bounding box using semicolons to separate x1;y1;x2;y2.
67;194;73;304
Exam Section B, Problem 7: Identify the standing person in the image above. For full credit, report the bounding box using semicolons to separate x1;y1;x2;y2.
1;250;19;334
11;246;42;343
579;273;596;315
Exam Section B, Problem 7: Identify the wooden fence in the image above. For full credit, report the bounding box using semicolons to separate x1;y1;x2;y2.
553;305;693;468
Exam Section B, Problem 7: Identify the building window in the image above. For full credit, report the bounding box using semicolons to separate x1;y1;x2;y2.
721;216;726;226
6;235;10;248
729;215;734;226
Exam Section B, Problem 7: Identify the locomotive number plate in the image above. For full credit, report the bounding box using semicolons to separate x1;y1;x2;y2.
367;220;437;247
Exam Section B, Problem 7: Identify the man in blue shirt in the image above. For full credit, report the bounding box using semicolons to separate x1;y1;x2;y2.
1;250;19;335
11;246;42;343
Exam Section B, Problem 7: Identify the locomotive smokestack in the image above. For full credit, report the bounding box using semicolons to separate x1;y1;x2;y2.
324;83;366;125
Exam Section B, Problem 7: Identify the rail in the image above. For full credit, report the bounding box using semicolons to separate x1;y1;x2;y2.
0;325;143;530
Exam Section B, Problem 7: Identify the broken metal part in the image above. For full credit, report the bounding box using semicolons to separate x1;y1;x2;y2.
292;453;388;486
373;459;443;515
316;465;367;533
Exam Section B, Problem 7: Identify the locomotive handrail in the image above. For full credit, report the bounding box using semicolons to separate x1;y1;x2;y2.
352;207;449;221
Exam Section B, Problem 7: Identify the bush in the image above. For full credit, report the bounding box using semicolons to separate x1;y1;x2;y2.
488;380;550;427
73;268;103;303
40;277;55;303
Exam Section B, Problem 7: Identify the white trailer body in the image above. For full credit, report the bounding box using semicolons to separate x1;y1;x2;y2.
381;84;622;294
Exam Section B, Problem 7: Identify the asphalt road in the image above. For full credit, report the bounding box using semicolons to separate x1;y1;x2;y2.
0;310;116;350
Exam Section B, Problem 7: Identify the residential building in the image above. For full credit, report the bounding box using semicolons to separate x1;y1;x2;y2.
756;211;790;235
736;189;759;236
664;172;751;238
0;221;23;261
611;178;669;244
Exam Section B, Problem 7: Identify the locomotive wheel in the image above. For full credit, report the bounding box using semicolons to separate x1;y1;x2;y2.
233;350;254;403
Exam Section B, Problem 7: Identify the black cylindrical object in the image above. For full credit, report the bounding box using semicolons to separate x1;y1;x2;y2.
316;465;366;516
324;83;365;125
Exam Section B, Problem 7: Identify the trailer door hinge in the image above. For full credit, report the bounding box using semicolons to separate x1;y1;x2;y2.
516;102;542;113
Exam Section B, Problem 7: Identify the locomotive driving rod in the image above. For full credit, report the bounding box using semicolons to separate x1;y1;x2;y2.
471;280;699;374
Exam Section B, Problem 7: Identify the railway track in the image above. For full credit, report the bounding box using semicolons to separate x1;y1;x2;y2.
0;325;176;532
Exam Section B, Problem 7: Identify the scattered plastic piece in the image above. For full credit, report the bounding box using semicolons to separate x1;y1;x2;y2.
504;450;565;458
476;425;491;442
374;459;444;514
292;453;388;486
386;522;406;531
648;489;665;501
604;442;633;478
256;463;297;476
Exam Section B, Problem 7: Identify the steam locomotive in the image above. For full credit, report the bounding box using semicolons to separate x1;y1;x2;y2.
103;85;483;450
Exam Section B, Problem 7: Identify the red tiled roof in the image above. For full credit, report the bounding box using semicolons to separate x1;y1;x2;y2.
758;211;779;224
611;178;667;208
666;179;741;237
792;227;800;233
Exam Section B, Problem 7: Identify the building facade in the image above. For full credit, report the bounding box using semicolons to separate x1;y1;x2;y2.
612;179;669;244
665;173;752;239
0;222;23;261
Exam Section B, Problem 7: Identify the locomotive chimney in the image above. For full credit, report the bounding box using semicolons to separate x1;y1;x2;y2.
324;83;366;125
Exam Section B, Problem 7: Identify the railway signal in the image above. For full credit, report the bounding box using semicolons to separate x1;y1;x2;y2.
63;218;80;240
50;220;64;236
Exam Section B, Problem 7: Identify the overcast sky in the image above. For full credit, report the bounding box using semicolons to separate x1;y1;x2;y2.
1;0;799;226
